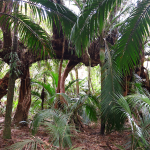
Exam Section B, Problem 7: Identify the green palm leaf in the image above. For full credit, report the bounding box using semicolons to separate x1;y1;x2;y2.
115;1;150;73
31;79;56;105
5;137;44;150
70;0;123;56
101;42;125;132
0;12;53;57
20;0;77;36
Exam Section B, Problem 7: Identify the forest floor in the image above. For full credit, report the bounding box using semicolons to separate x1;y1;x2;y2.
0;117;130;150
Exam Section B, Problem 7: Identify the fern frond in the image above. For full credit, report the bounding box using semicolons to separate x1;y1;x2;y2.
31;109;72;148
6;137;45;150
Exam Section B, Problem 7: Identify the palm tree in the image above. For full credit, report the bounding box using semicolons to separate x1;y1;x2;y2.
0;0;102;131
69;0;150;134
3;0;19;139
0;0;78;138
1;0;150;138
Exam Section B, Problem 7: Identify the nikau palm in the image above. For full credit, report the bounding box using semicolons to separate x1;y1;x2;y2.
0;1;150;148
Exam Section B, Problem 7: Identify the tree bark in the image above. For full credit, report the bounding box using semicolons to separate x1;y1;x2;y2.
41;88;45;110
60;60;79;94
86;49;91;94
3;0;17;139
55;60;78;108
70;71;75;94
13;66;31;125
3;72;16;139
100;64;105;135
75;67;79;95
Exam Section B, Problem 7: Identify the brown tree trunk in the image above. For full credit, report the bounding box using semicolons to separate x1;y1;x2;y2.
100;64;105;135
70;71;75;94
41;75;46;110
13;66;31;126
75;67;79;95
0;0;13;99
55;60;78;108
60;60;79;94
3;0;17;139
3;72;16;139
41;88;45;110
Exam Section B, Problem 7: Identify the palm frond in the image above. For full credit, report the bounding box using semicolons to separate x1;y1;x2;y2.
31;79;56;97
115;1;150;73
114;94;150;149
31;79;56;106
31;109;72;148
19;0;77;36
6;137;44;150
0;12;53;57
70;0;123;55
101;42;125;132
85;103;98;121
65;79;81;91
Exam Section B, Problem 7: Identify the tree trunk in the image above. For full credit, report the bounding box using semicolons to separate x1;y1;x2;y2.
41;75;46;110
55;60;78;108
3;0;17;139
86;49;91;95
13;66;31;126
75;67;79;95
3;72;16;139
41;88;44;110
70;71;75;94
100;64;105;135
60;60;79;94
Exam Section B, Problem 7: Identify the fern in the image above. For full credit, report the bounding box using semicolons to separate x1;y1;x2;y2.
5;137;45;150
31;108;73;148
114;93;150;149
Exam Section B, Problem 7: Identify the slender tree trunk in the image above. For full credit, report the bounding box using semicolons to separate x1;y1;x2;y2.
70;71;75;94
54;38;65;108
75;67;79;95
3;0;17;138
86;49;91;95
13;66;31;125
100;46;105;135
56;59;64;94
60;60;79;94
3;72;16;139
41;88;44;110
55;60;78;108
41;75;46;110
100;64;105;135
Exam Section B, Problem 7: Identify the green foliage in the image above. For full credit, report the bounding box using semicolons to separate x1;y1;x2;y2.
31;109;72;148
0;12;52;57
114;1;150;73
70;0;123;55
31;79;56;107
84;94;101;122
5;137;45;150
0;59;5;73
112;81;150;149
114;93;150;149
30;93;100;148
17;0;77;39
65;79;81;91
101;42;125;133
